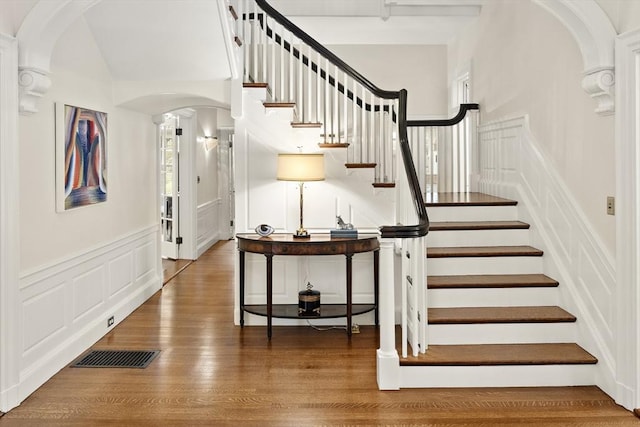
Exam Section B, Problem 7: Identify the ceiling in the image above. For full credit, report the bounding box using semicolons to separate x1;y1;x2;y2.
79;0;481;113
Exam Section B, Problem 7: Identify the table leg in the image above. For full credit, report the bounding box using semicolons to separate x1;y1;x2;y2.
346;253;353;338
239;251;245;327
374;248;379;327
266;254;274;340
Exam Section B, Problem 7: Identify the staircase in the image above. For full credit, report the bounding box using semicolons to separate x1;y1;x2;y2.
398;192;597;387
229;0;599;390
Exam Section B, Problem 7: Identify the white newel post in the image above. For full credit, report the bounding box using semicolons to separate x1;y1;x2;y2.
377;237;400;390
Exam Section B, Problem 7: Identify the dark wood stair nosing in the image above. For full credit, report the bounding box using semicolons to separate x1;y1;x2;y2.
429;221;530;231
427;306;577;325
427;246;543;258
319;143;350;148
243;82;268;88
345;163;376;169
399;343;598;367
263;102;295;108
427;274;559;289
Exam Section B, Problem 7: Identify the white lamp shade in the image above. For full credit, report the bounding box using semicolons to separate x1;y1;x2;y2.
277;153;325;182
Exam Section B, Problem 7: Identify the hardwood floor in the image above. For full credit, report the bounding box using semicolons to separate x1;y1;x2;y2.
1;241;638;426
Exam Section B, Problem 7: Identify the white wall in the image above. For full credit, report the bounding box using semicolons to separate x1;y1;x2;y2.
20;15;158;271
14;14;161;406
195;107;223;255
0;0;36;35
597;0;640;34
448;0;616;254
328;44;448;118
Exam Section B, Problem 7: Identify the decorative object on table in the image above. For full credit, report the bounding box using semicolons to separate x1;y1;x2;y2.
255;224;275;237
277;152;325;238
55;103;108;211
298;282;321;316
330;215;358;238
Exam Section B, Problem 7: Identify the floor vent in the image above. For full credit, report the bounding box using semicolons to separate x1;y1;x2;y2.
71;350;160;368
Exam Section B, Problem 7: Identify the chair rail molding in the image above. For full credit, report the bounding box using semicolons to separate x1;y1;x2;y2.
15;0;102;114
532;0;617;115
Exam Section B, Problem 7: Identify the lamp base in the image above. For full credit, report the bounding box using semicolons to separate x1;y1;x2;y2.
293;228;310;238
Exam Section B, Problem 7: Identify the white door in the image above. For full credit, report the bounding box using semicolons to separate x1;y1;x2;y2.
218;128;235;239
160;114;180;259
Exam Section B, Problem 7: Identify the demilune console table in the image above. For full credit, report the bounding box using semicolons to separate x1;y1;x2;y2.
237;234;379;339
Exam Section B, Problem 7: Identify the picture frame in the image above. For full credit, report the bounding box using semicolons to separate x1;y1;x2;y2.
55;103;108;211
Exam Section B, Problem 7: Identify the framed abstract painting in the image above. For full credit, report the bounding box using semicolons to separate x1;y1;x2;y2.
55;103;108;211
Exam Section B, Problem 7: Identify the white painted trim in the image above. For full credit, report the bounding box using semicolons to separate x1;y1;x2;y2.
377;238;400;390
217;0;240;80
17;225;161;405
197;199;222;257
0;33;21;413
15;0;102;114
19;224;159;284
532;0;617;115
614;27;640;411
477;115;616;400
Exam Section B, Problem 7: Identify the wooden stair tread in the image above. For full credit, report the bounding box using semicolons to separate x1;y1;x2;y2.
243;82;268;88
428;274;559;289
263;102;295;108
400;343;597;366
345;163;376;169
427;246;543;258
319;143;350;148
291;122;321;128
429;221;530;231
426;192;518;207
373;182;395;188
428;306;576;324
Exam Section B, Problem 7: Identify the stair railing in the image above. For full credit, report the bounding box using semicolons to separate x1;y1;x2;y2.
237;0;430;377
408;104;480;198
241;0;400;186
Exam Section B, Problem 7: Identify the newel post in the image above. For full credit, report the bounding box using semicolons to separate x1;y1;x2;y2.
376;237;400;390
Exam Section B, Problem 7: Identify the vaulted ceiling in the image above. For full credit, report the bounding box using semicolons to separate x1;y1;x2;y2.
82;0;481;83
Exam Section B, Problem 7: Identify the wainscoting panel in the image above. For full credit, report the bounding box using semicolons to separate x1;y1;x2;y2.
109;252;133;297
478;116;616;396
197;199;221;257
72;265;105;322
17;225;162;405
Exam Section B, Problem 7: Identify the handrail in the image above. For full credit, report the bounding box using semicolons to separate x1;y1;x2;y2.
255;0;400;100
253;14;391;115
379;90;429;238
408;103;479;127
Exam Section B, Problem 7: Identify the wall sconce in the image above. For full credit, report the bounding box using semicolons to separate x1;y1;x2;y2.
277;153;325;238
204;136;218;151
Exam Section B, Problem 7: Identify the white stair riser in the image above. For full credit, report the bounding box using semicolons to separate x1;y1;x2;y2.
427;257;543;275
428;206;518;222
428;323;576;345
427;229;529;247
428;287;559;307
399;364;595;388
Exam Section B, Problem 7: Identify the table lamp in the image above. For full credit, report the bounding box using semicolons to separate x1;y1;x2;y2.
277;153;325;238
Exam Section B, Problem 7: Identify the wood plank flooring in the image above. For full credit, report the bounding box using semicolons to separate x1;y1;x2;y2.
1;241;638;426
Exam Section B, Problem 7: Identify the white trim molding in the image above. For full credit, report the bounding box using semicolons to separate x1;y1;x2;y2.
477;115;616;400
15;0;101;114
614;28;640;411
17;225;161;406
0;33;21;413
533;0;617;115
